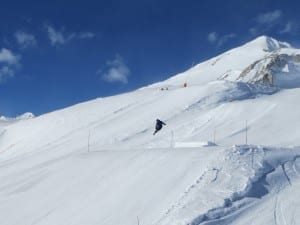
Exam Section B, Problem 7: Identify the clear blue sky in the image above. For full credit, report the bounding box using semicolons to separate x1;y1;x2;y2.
0;0;299;116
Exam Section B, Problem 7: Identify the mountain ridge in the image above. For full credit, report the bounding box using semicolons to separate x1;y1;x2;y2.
150;35;295;89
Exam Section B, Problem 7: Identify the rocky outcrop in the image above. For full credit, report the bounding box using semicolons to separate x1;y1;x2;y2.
220;50;300;88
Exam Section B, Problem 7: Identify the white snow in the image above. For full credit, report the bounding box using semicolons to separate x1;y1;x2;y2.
16;112;35;120
1;36;300;225
174;141;216;148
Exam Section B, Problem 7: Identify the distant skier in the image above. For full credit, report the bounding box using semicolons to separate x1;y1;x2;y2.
153;119;166;135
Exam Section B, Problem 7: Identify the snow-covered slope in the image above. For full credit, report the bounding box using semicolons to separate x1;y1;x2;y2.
1;36;300;225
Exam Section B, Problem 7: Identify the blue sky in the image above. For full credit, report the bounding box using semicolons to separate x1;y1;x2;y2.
0;0;299;116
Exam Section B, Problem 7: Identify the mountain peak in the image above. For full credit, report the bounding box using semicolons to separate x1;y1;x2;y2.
246;35;291;51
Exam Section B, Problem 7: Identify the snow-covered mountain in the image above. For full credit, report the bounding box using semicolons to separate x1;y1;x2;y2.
0;112;35;122
1;36;300;225
220;48;300;88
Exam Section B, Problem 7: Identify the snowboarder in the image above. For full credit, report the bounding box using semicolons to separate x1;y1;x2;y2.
153;119;166;135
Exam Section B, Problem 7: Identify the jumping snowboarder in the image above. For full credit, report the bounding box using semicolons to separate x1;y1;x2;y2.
153;119;166;135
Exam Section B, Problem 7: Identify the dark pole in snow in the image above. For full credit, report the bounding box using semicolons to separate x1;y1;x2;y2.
88;129;91;153
171;130;174;148
245;120;248;145
213;128;216;144
251;148;254;169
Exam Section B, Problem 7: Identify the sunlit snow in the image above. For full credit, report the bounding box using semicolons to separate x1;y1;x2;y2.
1;36;300;225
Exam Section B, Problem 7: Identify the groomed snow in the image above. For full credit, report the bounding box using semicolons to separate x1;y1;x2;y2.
1;36;300;225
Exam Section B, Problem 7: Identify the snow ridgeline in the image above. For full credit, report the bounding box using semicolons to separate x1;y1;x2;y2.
157;145;300;225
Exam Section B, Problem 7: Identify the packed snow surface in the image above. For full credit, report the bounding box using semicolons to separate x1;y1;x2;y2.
1;36;300;225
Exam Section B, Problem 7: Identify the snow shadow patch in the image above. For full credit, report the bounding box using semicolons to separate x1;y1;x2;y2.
188;169;273;225
186;81;277;111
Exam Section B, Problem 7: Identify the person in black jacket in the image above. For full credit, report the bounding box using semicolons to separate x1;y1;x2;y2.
153;119;166;135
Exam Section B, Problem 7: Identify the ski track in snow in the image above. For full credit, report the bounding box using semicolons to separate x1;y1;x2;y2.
156;146;300;225
157;168;213;224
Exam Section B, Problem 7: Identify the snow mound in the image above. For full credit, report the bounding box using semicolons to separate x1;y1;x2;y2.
0;115;8;121
16;112;35;120
0;112;35;122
